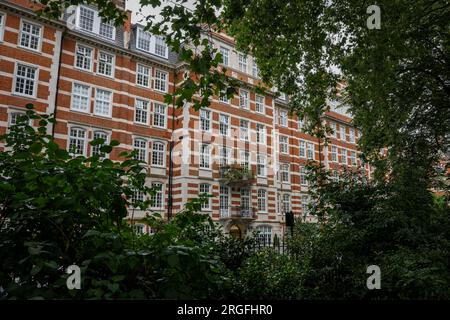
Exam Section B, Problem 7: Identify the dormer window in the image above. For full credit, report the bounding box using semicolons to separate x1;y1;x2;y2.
154;36;168;58
136;28;169;59
76;6;116;40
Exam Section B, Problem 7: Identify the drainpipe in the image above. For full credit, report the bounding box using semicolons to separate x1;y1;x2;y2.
167;68;177;221
51;30;65;137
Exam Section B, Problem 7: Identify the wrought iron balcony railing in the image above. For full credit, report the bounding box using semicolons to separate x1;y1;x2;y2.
219;164;255;186
220;206;256;220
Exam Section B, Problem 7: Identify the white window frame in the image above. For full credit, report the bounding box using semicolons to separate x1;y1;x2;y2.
257;225;272;244
154;69;168;92
340;148;347;165
300;166;308;186
257;189;267;213
255;94;265;113
8;111;24;127
75;43;93;71
219;47;229;66
349;128;355;143
200;109;211;132
282;194;291;213
199;183;211;211
240;151;250;169
219;146;230;166
340;125;346;141
13;63;39;98
136;64;151;87
330;122;337;138
151;140;166;167
99;19;115;40
280;163;290;183
7;110;32;129
280;135;289;154
150;182;164;210
0;12;6;42
299;140;306;158
71;82;91;113
257;154;266;177
134;98;149;125
219;93;230;104
331;145;338;162
76;5;116;40
239;89;249;109
153;102;167;128
199;143;211;169
18;19;42;52
94;88;112;117
219;185;230;217
133;137;148;163
154;35;168;58
279;109;288;127
298;116;304;131
219;114;229;136
256;123;266;144
350;151;357;166
136;27;152;52
97;51;115;77
238;53;247;73
91;130;109;158
307;142;314;160
240;119;249;141
68;126;87;156
252;63;259;78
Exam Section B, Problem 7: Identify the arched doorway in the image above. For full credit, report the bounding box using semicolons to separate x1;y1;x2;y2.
229;224;242;239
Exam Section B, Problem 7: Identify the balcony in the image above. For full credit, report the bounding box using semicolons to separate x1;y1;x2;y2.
219;164;255;187
220;206;256;220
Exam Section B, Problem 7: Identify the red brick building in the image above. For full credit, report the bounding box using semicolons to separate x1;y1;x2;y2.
0;0;367;242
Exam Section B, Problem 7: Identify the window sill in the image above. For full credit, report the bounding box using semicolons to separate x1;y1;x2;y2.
134;121;150;127
70;108;90;115
74;66;94;73
136;83;151;89
12;92;37;100
96;72;115;80
93;112;112;119
17;45;42;55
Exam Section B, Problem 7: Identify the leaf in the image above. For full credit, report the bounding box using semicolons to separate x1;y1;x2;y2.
167;254;180;268
29;143;43;154
31;264;42;275
109;140;120;147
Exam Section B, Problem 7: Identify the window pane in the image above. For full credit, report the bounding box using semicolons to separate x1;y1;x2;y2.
14;64;37;96
20;21;41;50
153;103;166;128
71;83;90;112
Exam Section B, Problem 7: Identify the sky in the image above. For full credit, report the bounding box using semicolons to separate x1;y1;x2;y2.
126;0;194;24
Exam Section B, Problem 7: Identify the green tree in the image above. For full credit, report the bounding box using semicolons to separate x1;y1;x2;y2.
0;106;243;299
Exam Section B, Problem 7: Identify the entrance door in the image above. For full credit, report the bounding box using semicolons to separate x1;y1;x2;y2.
229;224;242;239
